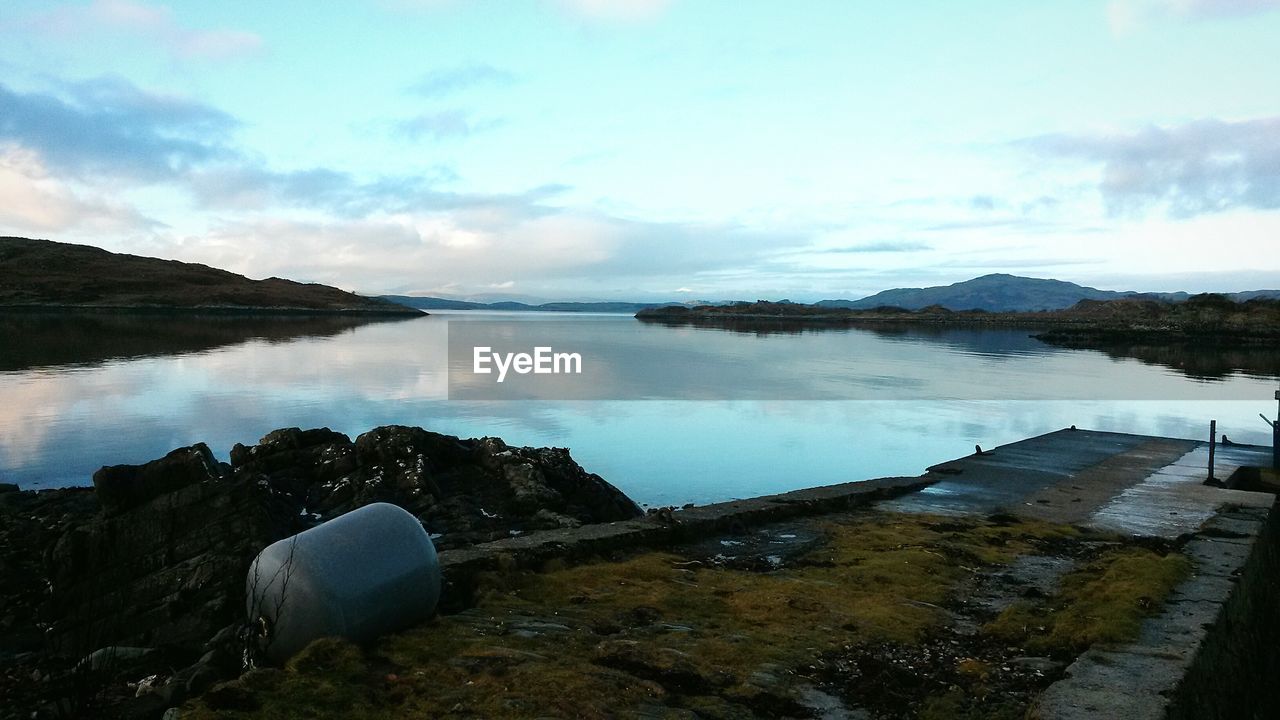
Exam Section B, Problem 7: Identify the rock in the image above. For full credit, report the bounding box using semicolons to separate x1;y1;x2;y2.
47;462;300;657
593;640;715;693
4;424;642;716
0;482;19;493
76;645;154;673
184;661;222;696
201;682;260;712
93;443;226;516
231;424;642;550
532;508;582;529
203;623;240;655
1009;656;1065;674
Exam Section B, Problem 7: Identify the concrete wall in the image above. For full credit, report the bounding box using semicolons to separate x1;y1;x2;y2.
1167;501;1280;720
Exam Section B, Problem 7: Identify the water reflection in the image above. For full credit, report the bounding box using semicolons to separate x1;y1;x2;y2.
638;316;1280;380
448;319;1263;400
0;311;420;372
0;312;1276;502
1067;342;1280;381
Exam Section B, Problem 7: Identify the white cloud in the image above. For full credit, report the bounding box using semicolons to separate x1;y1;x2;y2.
394;110;502;141
551;0;672;21
23;0;263;60
0;145;154;233
1018;116;1280;217
156;210;622;292
1107;0;1280;32
388;0;673;21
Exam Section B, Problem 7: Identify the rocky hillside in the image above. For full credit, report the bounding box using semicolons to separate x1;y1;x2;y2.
0;237;421;314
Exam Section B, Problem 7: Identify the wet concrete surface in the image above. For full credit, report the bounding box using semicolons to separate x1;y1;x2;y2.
881;428;1274;538
1090;444;1273;537
881;429;1165;518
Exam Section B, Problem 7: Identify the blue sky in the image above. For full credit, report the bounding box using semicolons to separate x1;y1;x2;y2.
1;0;1278;301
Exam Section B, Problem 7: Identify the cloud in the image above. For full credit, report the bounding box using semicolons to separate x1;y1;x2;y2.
389;0;673;21
1018;116;1280;217
814;241;933;253
1107;0;1280;32
21;0;262;60
0;76;236;182
0;145;156;233
394;110;502;141
186;160;566;222
551;0;672;21
154;208;803;296
407;64;516;97
969;195;997;211
923;217;1065;232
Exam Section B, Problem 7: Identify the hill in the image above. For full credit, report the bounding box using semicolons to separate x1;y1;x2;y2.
818;273;1280;312
0;237;422;315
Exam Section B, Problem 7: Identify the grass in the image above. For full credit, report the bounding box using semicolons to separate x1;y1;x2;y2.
983;546;1192;655
178;512;1184;719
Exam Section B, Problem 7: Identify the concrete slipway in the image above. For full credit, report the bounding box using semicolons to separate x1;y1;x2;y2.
435;428;1279;719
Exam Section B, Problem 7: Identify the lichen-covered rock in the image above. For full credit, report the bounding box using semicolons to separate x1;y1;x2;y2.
230;425;642;550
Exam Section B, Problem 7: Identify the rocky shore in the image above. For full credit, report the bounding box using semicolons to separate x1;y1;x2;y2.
5;427;1272;718
0;426;641;719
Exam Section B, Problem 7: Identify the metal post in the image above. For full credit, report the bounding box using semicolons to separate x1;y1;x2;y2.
1274;389;1279;469
1208;420;1216;482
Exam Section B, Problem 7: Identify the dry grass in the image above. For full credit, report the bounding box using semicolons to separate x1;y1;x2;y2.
983;546;1191;655
179;512;1177;719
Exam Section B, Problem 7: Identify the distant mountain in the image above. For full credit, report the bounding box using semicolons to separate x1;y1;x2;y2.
818;274;1280;312
0;237;421;315
381;295;681;313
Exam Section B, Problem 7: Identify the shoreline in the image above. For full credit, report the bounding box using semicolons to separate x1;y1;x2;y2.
3;427;1277;718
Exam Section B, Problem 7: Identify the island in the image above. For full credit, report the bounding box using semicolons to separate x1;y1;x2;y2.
636;294;1280;348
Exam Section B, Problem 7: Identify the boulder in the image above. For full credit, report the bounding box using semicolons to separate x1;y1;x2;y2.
47;462;300;657
92;443;226;517
231;425;642;550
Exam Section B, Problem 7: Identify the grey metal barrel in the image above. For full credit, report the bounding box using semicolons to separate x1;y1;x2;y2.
245;502;441;664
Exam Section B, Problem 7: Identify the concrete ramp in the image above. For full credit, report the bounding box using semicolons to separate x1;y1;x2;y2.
1090;444;1273;537
882;428;1273;538
883;428;1278;719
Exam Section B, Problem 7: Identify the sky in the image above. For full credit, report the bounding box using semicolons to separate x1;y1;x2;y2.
0;0;1278;302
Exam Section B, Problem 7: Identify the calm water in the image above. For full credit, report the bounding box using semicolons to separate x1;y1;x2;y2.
1;311;1276;505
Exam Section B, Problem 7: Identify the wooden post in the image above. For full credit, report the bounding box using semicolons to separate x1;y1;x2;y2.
1208;420;1216;482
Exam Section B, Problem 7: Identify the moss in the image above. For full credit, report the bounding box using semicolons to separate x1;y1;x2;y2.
956;657;991;681
284;638;367;678
178;512;1115;719
984;546;1192;655
919;687;1025;720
